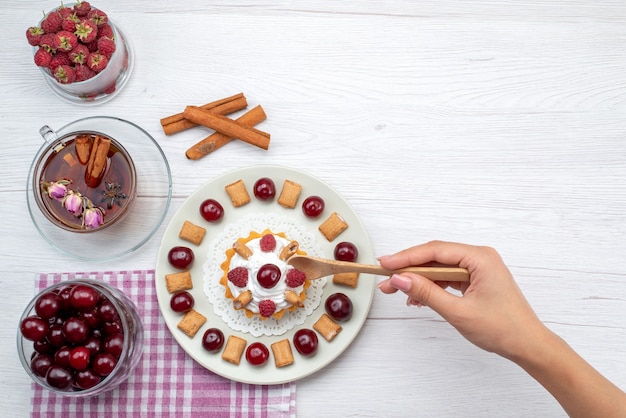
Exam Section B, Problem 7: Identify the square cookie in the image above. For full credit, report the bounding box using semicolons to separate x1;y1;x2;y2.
313;313;342;342
318;212;348;241
177;309;206;338
165;271;193;294
178;220;206;246
271;339;294;368
277;179;302;208
225;179;251;207
333;272;359;288
222;335;247;365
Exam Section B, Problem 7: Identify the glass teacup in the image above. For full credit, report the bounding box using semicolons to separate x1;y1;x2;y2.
32;125;137;233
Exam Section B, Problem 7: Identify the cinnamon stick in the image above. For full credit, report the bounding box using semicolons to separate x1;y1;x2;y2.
85;135;111;188
75;134;92;165
183;106;270;150
185;105;268;160
160;93;247;135
162;97;248;135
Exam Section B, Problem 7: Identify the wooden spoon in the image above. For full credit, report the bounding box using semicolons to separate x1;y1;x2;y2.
286;255;470;282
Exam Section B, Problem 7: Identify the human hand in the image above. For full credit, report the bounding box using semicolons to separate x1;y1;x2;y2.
377;240;547;360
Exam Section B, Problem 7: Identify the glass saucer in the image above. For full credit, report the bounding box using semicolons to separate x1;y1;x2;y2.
27;116;172;261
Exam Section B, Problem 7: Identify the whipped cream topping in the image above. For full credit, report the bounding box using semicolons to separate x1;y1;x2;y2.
227;235;305;314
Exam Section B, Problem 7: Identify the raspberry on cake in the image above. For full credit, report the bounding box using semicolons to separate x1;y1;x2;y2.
259;234;276;252
220;229;310;320
228;267;248;287
286;269;306;287
259;299;277;318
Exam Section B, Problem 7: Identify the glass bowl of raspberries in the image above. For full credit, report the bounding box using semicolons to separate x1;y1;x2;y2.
17;279;144;397
26;2;135;105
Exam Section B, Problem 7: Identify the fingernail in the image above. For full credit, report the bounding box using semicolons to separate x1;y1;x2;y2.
390;274;412;292
376;255;390;262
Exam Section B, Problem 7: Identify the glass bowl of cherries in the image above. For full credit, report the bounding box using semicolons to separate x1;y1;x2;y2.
17;279;144;397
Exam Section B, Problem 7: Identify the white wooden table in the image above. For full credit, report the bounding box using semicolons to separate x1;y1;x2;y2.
2;1;625;416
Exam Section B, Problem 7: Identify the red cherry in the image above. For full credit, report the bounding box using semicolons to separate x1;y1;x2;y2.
35;292;62;320
97;300;119;323
245;342;269;366
293;328;319;357
70;285;99;311
104;333;124;358
57;286;73;311
202;328;224;352
325;293;353;322
45;365;73;390
168;246;194;270
302;196;325;218
170;291;194;313
74;368;102;389
199;199;224;222
20;316;48;341
68;346;91;370
103;320;123;336
92;352;117;376
33;339;54;355
62;317;89;344
46;323;67;347
30;353;54;377
83;335;103;355
79;309;101;328
54;345;72;368
256;264;281;289
334;242;358;262
253;177;276;201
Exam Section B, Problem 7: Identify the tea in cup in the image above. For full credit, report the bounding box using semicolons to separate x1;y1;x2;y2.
33;126;137;232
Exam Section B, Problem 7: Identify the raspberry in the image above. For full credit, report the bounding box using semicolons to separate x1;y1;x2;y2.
97;23;113;39
75;19;98;43
285;269;306;287
74;64;96;82
57;6;73;19
69;44;90;65
87;51;108;72
53;31;78;51
41;11;62;34
85;39;99;52
62;15;79;32
97;37;116;58
227;267;248;287
26;26;44;46
88;9;108;26
53;65;76;84
33;48;52;67
258;300;276;318
39;33;56;52
73;0;92;17
259;234;276;252
50;52;71;70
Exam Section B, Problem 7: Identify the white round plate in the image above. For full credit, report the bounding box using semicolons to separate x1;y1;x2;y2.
155;165;375;384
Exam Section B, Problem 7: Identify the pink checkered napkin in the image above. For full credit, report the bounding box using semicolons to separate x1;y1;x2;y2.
31;270;296;418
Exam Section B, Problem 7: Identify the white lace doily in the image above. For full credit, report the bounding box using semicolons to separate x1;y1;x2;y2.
203;213;327;337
